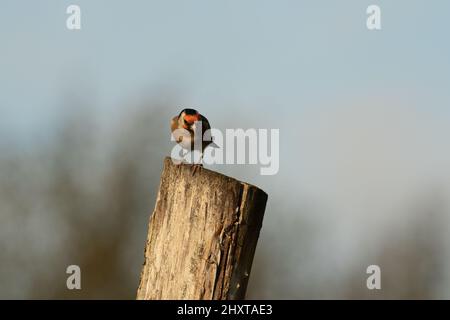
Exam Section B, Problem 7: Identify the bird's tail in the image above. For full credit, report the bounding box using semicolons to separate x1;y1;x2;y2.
208;141;220;149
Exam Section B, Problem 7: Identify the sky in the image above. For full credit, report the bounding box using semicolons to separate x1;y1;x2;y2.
1;0;450;138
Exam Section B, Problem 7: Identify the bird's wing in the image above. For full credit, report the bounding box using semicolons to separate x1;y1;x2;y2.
170;115;179;133
200;114;212;141
171;115;185;143
199;114;219;149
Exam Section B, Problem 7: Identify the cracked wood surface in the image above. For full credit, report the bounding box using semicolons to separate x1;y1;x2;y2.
136;157;268;300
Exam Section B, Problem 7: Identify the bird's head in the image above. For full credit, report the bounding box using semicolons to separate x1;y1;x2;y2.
179;108;201;130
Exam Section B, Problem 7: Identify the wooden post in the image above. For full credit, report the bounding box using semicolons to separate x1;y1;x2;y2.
136;157;268;300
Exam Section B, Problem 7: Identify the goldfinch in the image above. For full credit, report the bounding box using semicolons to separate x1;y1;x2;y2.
171;108;215;153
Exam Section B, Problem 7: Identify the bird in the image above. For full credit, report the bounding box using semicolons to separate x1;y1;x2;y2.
171;108;216;165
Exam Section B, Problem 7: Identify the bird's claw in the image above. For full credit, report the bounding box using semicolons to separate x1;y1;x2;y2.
191;163;203;176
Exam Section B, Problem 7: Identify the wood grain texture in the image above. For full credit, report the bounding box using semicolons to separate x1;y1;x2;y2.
136;157;268;300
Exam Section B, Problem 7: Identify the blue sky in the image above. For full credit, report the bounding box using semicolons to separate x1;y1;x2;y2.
1;0;450;140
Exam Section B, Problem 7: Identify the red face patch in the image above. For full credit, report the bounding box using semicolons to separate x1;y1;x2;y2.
184;114;200;124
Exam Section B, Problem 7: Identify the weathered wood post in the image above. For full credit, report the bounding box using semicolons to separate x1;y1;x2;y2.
136;157;268;300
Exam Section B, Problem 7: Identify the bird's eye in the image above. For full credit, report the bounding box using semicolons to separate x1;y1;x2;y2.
183;118;188;125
